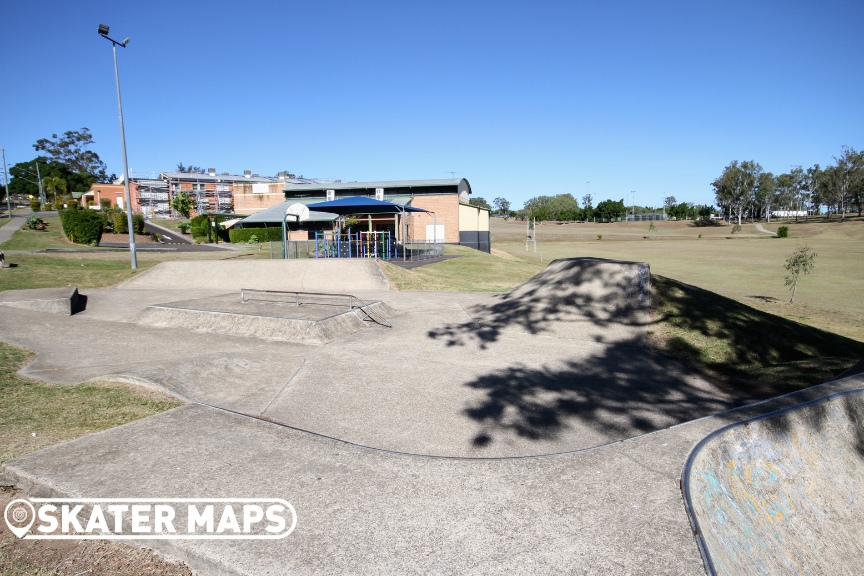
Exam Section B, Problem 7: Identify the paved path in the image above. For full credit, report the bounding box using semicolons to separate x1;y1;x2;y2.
0;208;30;245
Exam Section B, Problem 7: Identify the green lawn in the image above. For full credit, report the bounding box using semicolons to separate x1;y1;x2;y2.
494;218;864;343
0;217;86;251
0;342;181;466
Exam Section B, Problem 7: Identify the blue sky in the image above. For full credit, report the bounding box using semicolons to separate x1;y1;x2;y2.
1;0;861;209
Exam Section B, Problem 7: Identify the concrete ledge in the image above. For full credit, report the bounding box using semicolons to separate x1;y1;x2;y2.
0;287;79;316
136;300;393;344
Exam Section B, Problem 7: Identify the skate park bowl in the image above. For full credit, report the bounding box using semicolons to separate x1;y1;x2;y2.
683;387;864;575
137;289;393;345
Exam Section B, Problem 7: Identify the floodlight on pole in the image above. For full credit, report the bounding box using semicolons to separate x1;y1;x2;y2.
98;23;137;269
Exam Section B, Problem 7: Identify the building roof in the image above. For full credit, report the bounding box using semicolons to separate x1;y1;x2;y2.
306;196;431;215
284;178;470;194
159;171;283;184
239;201;338;225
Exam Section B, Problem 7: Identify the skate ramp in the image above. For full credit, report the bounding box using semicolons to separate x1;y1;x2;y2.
436;258;650;346
683;386;864;575
118;259;391;292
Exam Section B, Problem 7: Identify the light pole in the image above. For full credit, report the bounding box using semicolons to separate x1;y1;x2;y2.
98;24;137;269
631;191;636;220
1;149;10;216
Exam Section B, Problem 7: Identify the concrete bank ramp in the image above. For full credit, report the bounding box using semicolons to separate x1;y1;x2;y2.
464;258;650;341
683;387;864;575
118;259;391;292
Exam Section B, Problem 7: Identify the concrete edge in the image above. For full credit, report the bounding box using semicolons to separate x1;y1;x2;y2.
679;372;864;575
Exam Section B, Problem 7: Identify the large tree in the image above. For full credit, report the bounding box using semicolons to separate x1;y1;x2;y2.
712;160;762;225
594;198;626;221
7;159;92;201
826;146;863;222
492;197;511;217
469;197;491;210
754;171;777;221
33;128;110;182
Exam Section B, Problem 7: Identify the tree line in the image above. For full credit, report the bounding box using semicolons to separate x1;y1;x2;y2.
712;146;863;224
6;128;115;206
470;193;713;222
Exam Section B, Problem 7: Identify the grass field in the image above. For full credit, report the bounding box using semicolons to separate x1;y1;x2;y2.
493;217;864;343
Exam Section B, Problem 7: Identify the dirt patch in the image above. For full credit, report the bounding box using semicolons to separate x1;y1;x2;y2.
490;248;518;260
0;486;192;575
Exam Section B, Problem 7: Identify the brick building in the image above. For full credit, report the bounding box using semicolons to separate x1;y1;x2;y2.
276;179;490;252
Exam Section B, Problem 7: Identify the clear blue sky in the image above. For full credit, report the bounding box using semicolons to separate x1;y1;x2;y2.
1;0;861;210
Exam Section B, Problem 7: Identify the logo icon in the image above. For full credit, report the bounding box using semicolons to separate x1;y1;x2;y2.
4;499;36;538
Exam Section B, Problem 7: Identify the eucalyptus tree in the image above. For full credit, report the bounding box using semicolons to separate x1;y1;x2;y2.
712;160;762;225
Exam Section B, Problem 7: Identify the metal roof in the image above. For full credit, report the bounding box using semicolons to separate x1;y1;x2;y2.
283;178;469;193
238;201;338;225
159;171;283;184
306;197;431;215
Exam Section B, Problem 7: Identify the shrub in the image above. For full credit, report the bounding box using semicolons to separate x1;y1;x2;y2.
59;209;103;245
777;226;789;238
66;199;79;209
29;199;41;212
229;227;285;244
87;200;96;207
190;215;209;239
25;216;47;231
52;200;64;211
133;213;145;235
113;212;129;234
597;234;603;241
177;221;191;234
100;198;112;210
249;235;259;244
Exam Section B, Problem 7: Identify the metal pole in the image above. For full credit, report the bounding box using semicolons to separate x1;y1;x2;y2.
36;162;44;207
1;148;11;216
112;42;137;269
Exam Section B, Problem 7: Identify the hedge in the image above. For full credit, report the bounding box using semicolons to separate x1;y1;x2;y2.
229;227;286;243
59;209;104;245
133;213;145;234
114;212;128;234
190;215;209;239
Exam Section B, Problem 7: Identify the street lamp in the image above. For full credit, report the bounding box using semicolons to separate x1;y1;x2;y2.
98;23;137;269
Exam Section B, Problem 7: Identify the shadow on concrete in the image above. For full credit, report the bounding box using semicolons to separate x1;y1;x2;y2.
72;293;87;315
462;337;734;448
428;258;649;349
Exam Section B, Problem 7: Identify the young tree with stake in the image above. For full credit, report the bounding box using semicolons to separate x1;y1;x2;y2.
784;246;817;303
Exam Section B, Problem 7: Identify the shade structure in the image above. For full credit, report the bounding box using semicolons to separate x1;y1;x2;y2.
306;196;430;215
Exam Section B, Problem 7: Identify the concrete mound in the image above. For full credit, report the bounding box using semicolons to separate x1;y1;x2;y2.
465;258;650;340
0;287;79;315
118;259;391;292
683;388;864;575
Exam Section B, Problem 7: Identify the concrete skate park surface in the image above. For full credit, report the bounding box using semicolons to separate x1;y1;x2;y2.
1;257;862;574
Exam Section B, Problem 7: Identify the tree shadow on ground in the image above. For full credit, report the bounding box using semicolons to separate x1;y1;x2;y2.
428;258;650;349
444;265;864;448
464;338;737;448
651;275;864;396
